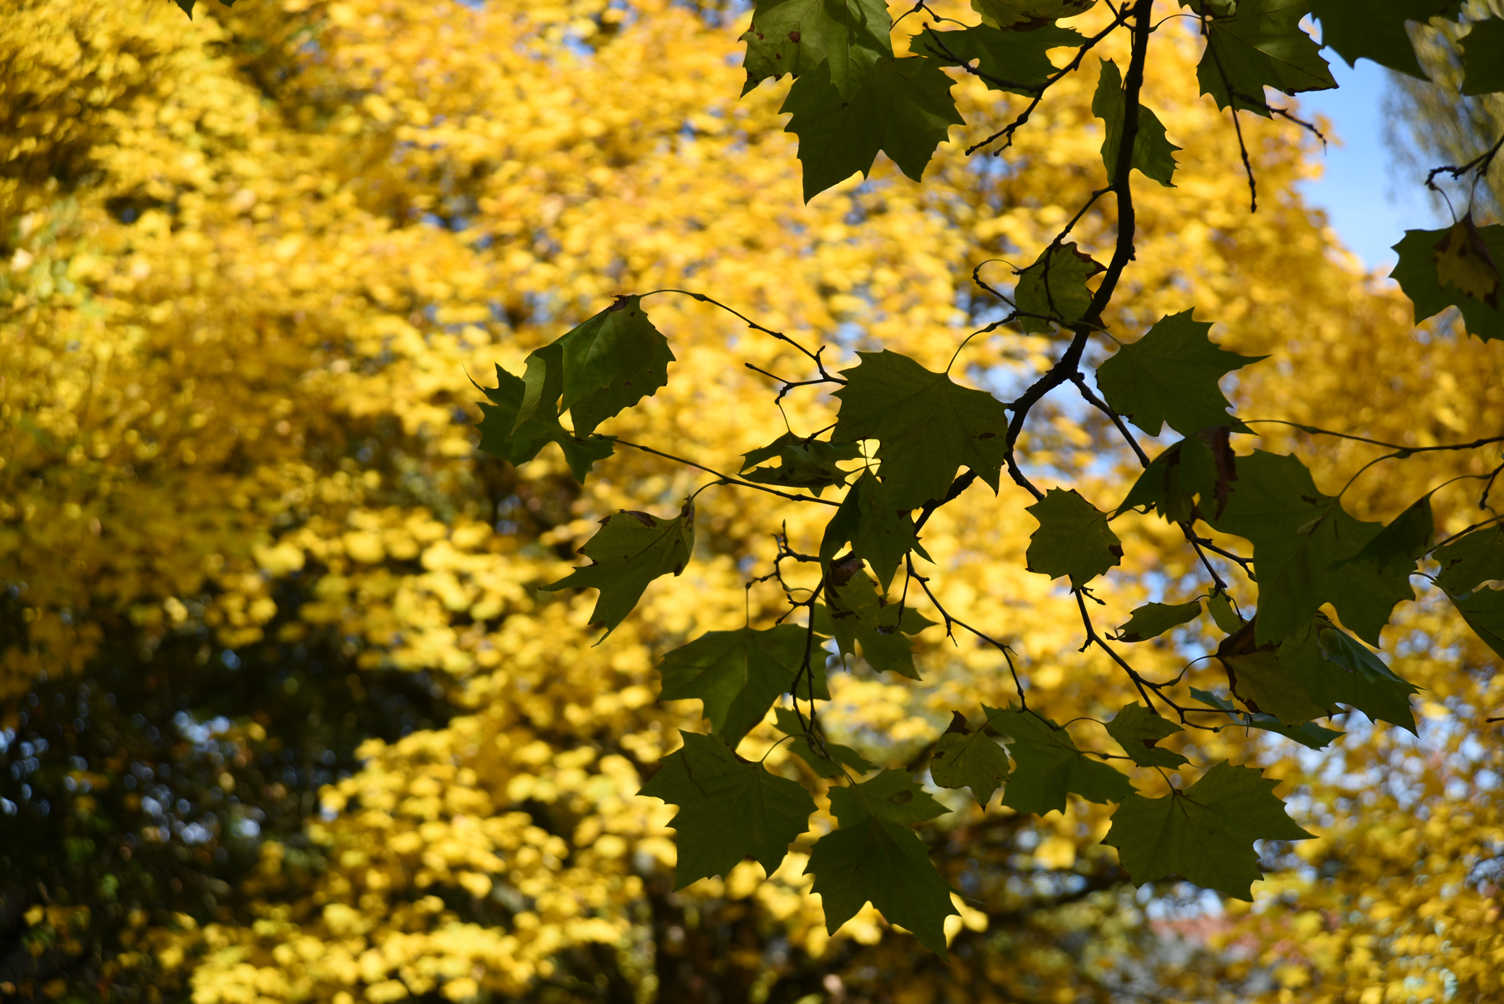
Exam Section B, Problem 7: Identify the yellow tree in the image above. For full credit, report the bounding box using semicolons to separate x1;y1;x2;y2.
0;0;1501;1002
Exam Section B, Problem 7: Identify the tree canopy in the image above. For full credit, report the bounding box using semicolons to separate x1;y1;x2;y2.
2;0;1502;1001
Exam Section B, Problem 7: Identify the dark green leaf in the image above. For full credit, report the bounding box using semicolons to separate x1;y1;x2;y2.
740;0;893;97
989;706;1134;814
1190;688;1344;749
820;472;928;591
806;815;958;953
930;712;1013;805
1340;494;1434;576
1103;761;1313;900
782;56;962;202
916;23;1084;96
1277;620;1418;731
1309;0;1461;79
1013;243;1105;333
1105;703;1188;768
1209;451;1413;645
659;626;828;746
1114;599;1203;642
815;572;935;678
1392;224;1504;342
1461;18;1504;95
1190;0;1337;115
1435;525;1504;594
1223;648;1329;724
1447;586;1504;660
1091;59;1180;186
639;732;816;888
476;364;615;481
1025;488;1123;588
832;350;1010;510
541;502;695;636
528;295;676;435
741;432;862;495
1115;432;1236;522
970;0;1096;28
773;706;875;777
1095;310;1262;437
830;769;951;826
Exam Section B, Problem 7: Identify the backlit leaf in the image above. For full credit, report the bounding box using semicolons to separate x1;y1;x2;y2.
1013;243;1105;333
916;23;1084;97
1460;18;1504;95
1189;0;1336;114
773;706;875;777
989;706;1134;814
832;351;1010;511
970;0;1095;29
1434;525;1504;594
659;626;828;746
820;471;928;591
931;711;1013;805
476;364;614;481
1309;0;1461;79
1105;703;1188;768
1025;488;1122;588
741;432;862;495
544;295;676;435
1392;224;1504;342
741;0;893;98
1104;761;1313;899
639;731;817;888
542;502;695;636
1091;58;1180;186
1114;599;1203;642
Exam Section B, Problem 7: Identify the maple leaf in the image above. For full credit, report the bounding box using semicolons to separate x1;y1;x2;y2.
639;732;817;888
832;351;1010;511
819;472;930;591
781;56;962;201
1309;0;1462;79
475;364;614;481
1187;0;1336;115
741;432;862;495
1105;762;1313;899
970;0;1096;29
1460;18;1504;95
989;706;1133;814
930;710;1013;805
658;626;829;745
1113;599;1203;642
1091;59;1180;186
1433;214;1502;309
1392;222;1504;342
740;0;893;97
1025;488;1123;588
916;23;1084;97
1013;243;1105;333
773;706;876;778
1095;310;1263;437
1105;703;1189;768
542;502;695;636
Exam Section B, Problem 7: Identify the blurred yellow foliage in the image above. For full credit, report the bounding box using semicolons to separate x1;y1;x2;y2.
2;0;1502;1000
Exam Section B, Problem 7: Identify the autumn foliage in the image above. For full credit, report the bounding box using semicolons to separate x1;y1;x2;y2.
1;0;1502;1002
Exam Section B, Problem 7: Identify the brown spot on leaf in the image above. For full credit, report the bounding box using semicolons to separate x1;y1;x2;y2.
789;29;800;41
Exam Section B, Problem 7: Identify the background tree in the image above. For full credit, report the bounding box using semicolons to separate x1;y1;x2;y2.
1;0;1501;1003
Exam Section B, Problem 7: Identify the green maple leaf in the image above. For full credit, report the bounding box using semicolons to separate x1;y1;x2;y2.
1435;525;1504;594
1309;0;1461;79
741;432;862;496
1113;599;1203;642
541;502;695;636
830;769;951;826
1208;451;1413;646
807;771;958;953
1461;18;1504;95
1025;488;1123;588
659;626;829;746
1105;703;1188;768
819;472;930;591
970;0;1096;29
1208;591;1244;632
475;364;614;481
1091;59;1180;186
515;296;675;436
988;706;1133;814
1392;224;1504;342
1340;494;1434;576
1190;688;1343;749
1116;432;1237;523
815;571;935;678
1103;761;1313;900
1013;243;1105;333
916;23;1084;96
1277;619;1418;731
930;711;1013;805
1189;0;1337;114
773;706;875;778
1218;622;1330;725
1095;310;1262;437
832;350;1010;511
740;0;893;97
782;56;963;202
639;731;817;888
1448;587;1504;660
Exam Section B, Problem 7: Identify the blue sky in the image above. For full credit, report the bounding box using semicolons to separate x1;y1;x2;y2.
1293;57;1446;273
